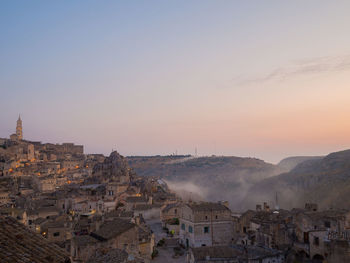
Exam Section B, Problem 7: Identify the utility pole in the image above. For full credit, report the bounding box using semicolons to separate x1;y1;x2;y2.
210;208;214;246
275;192;279;210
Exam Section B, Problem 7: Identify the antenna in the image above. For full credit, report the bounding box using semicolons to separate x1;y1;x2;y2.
275;192;279;210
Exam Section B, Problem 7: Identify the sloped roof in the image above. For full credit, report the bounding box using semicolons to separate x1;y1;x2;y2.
191;246;242;260
126;196;147;203
0;216;70;263
86;248;128;263
162;203;179;213
73;235;98;246
187;202;230;212
92;218;135;240
105;209;134;219
192;245;283;261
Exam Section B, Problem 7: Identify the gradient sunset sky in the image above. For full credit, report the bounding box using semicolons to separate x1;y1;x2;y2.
1;1;350;163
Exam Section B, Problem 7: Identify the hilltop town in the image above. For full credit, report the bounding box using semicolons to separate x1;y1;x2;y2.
1;117;350;263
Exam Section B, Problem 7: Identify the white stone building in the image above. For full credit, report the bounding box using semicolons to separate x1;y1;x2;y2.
179;202;234;248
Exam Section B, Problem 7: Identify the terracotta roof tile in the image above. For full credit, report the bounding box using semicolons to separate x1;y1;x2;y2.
0;216;70;263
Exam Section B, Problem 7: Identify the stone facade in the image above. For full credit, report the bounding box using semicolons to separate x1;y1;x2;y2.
179;202;234;248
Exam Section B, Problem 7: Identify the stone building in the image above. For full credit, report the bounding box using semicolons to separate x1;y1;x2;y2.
179;202;234;248
187;245;284;263
0;188;11;206
105;181;129;201
250;209;294;250
161;202;181;222
125;196;150;211
293;207;350;262
71;218;141;262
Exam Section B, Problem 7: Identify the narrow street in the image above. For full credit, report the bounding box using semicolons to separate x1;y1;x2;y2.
146;218;187;263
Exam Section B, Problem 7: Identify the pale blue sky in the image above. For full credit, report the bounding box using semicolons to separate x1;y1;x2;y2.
1;1;350;163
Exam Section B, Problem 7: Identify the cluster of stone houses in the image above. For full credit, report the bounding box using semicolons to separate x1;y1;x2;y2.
0;175;163;262
3;117;350;262
158;200;350;263
1;119;183;262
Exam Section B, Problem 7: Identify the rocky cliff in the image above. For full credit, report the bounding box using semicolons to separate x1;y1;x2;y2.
127;155;284;210
93;151;132;183
246;149;350;210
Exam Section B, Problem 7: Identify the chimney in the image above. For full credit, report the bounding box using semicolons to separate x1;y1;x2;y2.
263;202;270;212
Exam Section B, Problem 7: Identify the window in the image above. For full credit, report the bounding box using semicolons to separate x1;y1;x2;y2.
53;232;60;237
325;221;331;228
205;216;208;220
215;215;218;219
304;232;309;244
174;209;177;214
181;223;185;230
314;237;319;246
188;226;193;233
204;226;210;233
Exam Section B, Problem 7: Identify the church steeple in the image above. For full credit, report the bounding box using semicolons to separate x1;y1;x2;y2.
16;115;23;140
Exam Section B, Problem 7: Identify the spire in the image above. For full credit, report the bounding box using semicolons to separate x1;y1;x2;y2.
16;115;23;140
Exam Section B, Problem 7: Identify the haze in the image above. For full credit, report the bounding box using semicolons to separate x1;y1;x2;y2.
1;1;350;163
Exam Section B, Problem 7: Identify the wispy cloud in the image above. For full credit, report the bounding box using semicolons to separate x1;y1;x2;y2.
235;54;350;86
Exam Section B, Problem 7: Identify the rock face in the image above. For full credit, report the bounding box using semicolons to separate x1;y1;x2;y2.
127;155;283;210
93;151;131;183
278;156;324;172
246;149;350;210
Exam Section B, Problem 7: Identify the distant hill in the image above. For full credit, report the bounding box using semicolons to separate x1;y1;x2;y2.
127;155;284;210
245;149;350;210
278;156;324;172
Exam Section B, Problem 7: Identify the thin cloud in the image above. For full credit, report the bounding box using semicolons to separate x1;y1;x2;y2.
235;54;350;86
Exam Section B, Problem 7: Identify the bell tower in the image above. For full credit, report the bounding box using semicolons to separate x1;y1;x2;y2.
16;115;23;140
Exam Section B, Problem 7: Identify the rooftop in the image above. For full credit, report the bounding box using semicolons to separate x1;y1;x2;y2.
192;245;283;261
162;203;180;213
0;216;70;263
126;196;148;203
92;218;136;240
187;202;230;212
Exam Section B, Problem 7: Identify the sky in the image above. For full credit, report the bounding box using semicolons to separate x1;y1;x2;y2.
1;1;350;163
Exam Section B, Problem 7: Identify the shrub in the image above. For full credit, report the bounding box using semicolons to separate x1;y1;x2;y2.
151;249;159;259
157;238;165;247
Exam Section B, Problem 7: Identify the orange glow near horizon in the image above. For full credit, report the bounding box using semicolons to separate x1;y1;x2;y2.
2;1;350;163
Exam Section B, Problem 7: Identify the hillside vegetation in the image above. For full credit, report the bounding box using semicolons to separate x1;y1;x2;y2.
127;155;284;210
277;156;324;172
246;150;350;210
